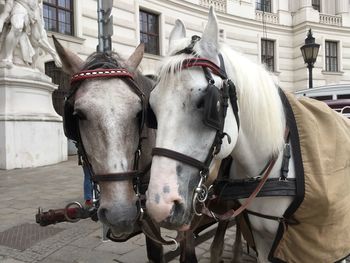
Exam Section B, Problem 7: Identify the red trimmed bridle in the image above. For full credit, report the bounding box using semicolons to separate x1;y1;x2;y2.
67;67;180;247
68;67;147;185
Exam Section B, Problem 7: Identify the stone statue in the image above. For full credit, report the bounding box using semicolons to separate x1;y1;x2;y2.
0;0;61;67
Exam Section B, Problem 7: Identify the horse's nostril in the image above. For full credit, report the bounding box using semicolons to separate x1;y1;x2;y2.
173;200;185;216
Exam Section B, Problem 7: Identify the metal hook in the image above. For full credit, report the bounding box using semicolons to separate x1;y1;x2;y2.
164;236;179;251
196;184;208;203
193;193;203;216
210;210;219;222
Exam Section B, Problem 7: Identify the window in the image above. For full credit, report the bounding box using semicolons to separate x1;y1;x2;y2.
311;95;333;101
325;41;338;72
261;39;275;72
45;61;70;116
256;0;271;12
312;0;321;12
139;10;159;55
43;0;74;35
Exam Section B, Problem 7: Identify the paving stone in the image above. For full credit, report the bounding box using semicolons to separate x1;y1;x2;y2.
0;157;262;263
197;240;212;250
0;208;19;215
36;258;66;263
195;247;207;256
198;258;211;263
0;258;27;263
95;238;141;255
70;234;101;249
131;234;146;246
44;245;91;262
116;246;148;263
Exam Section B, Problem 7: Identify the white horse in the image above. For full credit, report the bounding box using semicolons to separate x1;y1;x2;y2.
146;7;349;263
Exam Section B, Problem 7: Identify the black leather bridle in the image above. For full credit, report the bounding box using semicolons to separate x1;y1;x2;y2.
151;36;240;214
68;68;147;191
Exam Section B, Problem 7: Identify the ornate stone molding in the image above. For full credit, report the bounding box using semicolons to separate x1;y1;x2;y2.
319;14;342;26
199;0;226;13
255;10;279;24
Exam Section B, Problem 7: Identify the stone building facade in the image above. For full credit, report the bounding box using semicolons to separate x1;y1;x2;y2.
40;0;350;94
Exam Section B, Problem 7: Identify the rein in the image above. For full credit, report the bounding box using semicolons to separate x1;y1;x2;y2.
202;127;291;221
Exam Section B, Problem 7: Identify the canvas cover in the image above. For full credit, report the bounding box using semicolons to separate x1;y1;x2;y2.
270;92;350;263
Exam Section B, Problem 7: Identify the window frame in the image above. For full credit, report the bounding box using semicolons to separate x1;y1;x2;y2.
325;41;339;72
256;0;272;13
312;0;321;12
139;9;160;56
45;61;71;116
43;0;74;36
261;39;275;72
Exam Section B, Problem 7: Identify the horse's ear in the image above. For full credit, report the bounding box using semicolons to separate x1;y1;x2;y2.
199;7;219;58
125;43;144;71
52;35;83;75
169;19;186;51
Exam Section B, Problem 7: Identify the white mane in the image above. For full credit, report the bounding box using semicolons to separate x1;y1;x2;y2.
219;44;285;155
156;40;285;156
156;37;194;86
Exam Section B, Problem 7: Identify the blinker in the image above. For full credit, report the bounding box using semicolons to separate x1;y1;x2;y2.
203;83;224;130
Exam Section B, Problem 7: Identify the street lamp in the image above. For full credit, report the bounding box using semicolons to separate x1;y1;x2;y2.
300;29;320;89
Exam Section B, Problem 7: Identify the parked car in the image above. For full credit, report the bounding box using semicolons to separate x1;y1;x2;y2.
295;84;350;119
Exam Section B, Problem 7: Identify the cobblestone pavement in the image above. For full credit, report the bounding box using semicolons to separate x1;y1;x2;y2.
0;156;257;263
0;157;348;263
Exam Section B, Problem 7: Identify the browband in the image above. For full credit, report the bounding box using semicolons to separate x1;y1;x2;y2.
71;68;134;84
181;58;227;79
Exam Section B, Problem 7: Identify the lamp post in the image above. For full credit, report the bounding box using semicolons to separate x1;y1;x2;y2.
300;29;320;89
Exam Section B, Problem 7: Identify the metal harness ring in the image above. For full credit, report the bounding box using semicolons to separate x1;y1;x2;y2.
64;201;83;222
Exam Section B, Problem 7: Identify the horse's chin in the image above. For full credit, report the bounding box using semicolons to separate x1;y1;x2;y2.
159;216;192;231
109;224;135;238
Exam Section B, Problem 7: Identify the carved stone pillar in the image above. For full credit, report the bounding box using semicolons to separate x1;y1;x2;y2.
299;0;312;9
0;65;67;169
336;0;349;14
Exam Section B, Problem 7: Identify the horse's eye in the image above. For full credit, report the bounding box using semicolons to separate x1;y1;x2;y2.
196;97;204;109
73;109;87;120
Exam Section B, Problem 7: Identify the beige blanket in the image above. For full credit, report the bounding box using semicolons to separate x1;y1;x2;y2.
271;92;350;263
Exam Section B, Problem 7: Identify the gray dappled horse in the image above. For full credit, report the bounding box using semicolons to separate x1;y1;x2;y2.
53;38;165;262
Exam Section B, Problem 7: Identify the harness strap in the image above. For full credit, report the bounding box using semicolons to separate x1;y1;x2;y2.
91;171;141;182
214;178;296;200
202;157;277;220
203;127;291;221
245;209;299;225
182;58;227;80
152;147;208;171
70;68;134;84
139;213;180;248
